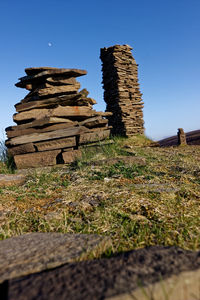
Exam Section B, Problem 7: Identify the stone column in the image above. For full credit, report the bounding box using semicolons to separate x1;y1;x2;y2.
100;44;144;137
177;128;187;145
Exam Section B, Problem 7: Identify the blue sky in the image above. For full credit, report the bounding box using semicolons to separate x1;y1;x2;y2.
0;0;199;141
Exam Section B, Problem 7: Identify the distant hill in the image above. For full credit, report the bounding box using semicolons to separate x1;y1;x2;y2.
158;129;200;147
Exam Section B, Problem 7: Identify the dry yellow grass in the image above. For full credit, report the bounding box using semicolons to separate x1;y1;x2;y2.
0;136;200;257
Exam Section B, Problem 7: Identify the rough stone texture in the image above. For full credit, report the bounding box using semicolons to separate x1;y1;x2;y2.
7;143;35;156
177;128;187;145
6;126;87;146
5;67;112;168
62;149;82;163
14;150;61;168
25;82;81;98
100;44;144;137
0;233;111;284
0;174;26;187
79;129;111;144
2;246;200;300
35;136;76;151
107;268;200;300
12;106;96;124
6;119;77;139
16;68;87;87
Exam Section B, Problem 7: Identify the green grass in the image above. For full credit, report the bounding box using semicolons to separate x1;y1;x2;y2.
0;139;15;173
0;135;200;258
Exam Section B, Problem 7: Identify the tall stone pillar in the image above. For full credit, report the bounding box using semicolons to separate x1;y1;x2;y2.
100;44;144;137
177;128;187;145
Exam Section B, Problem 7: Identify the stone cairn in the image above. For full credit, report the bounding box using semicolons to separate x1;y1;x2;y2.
177;128;187;145
5;67;111;169
100;44;144;137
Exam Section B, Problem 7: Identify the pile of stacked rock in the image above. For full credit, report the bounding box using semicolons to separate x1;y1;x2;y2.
5;67;111;169
100;44;144;137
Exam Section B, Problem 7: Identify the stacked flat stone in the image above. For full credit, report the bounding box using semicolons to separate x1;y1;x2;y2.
100;44;144;137
5;67;111;169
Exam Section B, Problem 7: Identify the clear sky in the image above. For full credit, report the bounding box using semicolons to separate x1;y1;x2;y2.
0;0;199;141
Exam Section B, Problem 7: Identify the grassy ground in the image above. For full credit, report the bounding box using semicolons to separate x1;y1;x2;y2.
0;136;200;257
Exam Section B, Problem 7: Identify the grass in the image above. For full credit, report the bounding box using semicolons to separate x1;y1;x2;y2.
0;139;15;173
0;135;200;257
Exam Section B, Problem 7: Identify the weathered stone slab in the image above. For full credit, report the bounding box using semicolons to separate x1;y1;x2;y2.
0;233;111;283
6;117;75;135
6;121;78;139
14;150;61;168
7;143;35;156
13;106;95;124
25;67;87;77
18;92;81;104
26;83;80;98
75;97;97;106
46;77;77;85
35;137;76;151
6;126;87;146
15;96;75;112
62;149;82;163
16;68;87;88
21;78;78;91
80;116;108;128
0;174;26;187
20;91;80;104
15;95;96;112
89;126;112;132
25;67;60;75
79;129;110;144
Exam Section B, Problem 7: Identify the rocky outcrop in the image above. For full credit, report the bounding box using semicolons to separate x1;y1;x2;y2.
5;67;112;168
100;45;144;137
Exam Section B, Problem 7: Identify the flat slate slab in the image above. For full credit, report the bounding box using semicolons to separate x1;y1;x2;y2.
2;246;200;300
16;68;87;88
0;233;111;283
0;174;26;187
